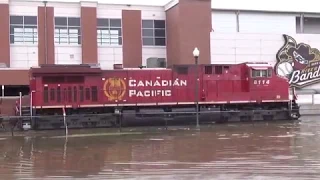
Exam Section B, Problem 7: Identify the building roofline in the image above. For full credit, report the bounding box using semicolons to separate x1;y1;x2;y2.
9;0;167;7
164;0;178;11
211;8;320;15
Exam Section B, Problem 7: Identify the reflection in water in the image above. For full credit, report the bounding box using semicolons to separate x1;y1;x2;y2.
0;117;319;179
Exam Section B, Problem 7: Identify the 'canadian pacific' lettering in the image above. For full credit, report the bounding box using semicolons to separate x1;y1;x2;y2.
129;79;187;87
128;79;187;97
129;90;171;97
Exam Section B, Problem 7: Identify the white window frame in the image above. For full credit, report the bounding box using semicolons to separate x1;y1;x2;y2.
97;18;122;46
10;15;38;45
142;19;166;47
54;17;81;45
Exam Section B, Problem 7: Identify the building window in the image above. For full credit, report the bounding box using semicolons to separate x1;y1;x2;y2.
296;16;320;34
55;17;81;45
10;16;38;45
97;18;122;45
142;20;166;46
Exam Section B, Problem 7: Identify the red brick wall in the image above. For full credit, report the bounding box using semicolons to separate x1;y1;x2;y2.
81;7;98;64
122;10;143;68
38;6;55;65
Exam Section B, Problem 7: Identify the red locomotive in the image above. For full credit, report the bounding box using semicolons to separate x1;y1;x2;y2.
25;62;300;130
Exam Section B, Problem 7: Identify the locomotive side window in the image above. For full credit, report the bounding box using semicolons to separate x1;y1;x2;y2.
43;87;49;103
80;86;84;102
268;69;272;76
213;66;228;74
91;86;98;102
205;66;213;74
85;88;90;100
57;86;61;103
215;66;222;74
251;69;272;78
50;88;55;101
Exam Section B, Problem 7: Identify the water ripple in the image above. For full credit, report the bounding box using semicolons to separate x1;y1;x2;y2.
0;116;318;179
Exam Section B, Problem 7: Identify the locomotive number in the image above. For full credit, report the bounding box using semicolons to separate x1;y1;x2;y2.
253;79;270;85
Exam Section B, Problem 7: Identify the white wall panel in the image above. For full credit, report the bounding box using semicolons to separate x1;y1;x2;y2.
142;47;166;66
97;7;122;18
52;2;80;17
235;39;260;47
98;47;123;69
211;11;237;33
211;39;236;48
296;95;314;104
212;47;235;55
235;47;260;55
260;55;276;65
211;0;320;14
211;32;320;65
9;2;40;16
97;5;165;19
211;32;280;64
211;32;285;64
55;46;82;64
239;12;296;33
0;0;8;3
211;11;296;34
10;45;38;68
302;83;320;90
141;7;165;19
235;55;261;62
211;54;236;64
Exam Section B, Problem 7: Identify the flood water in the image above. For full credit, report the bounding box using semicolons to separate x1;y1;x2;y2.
0;116;320;180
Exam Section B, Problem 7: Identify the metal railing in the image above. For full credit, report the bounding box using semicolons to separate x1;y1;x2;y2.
293;94;320;105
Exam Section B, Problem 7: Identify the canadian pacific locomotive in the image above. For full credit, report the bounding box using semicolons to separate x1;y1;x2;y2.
22;62;300;130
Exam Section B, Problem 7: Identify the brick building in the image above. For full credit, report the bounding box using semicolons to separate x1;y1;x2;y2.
0;0;212;96
2;0;320;96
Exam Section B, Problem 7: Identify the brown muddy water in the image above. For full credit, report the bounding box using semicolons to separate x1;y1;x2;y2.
0;116;319;180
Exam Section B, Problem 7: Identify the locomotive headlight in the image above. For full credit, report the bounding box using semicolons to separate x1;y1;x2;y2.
276;95;281;99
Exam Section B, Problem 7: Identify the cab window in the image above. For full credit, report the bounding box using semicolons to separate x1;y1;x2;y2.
251;68;272;78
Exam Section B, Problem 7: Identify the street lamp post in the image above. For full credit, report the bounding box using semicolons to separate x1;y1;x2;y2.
193;47;200;128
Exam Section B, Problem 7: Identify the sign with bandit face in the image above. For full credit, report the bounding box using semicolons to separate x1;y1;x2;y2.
275;34;320;88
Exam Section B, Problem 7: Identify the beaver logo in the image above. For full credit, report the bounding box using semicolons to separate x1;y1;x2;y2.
275;34;320;88
103;78;126;101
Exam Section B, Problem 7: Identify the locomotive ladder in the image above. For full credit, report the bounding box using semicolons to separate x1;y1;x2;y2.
20;106;32;130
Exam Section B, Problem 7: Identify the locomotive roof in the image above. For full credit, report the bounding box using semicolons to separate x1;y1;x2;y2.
245;62;273;67
30;64;102;75
29;62;273;76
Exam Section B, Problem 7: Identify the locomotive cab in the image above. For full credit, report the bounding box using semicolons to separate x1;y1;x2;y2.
246;62;273;91
245;62;291;103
